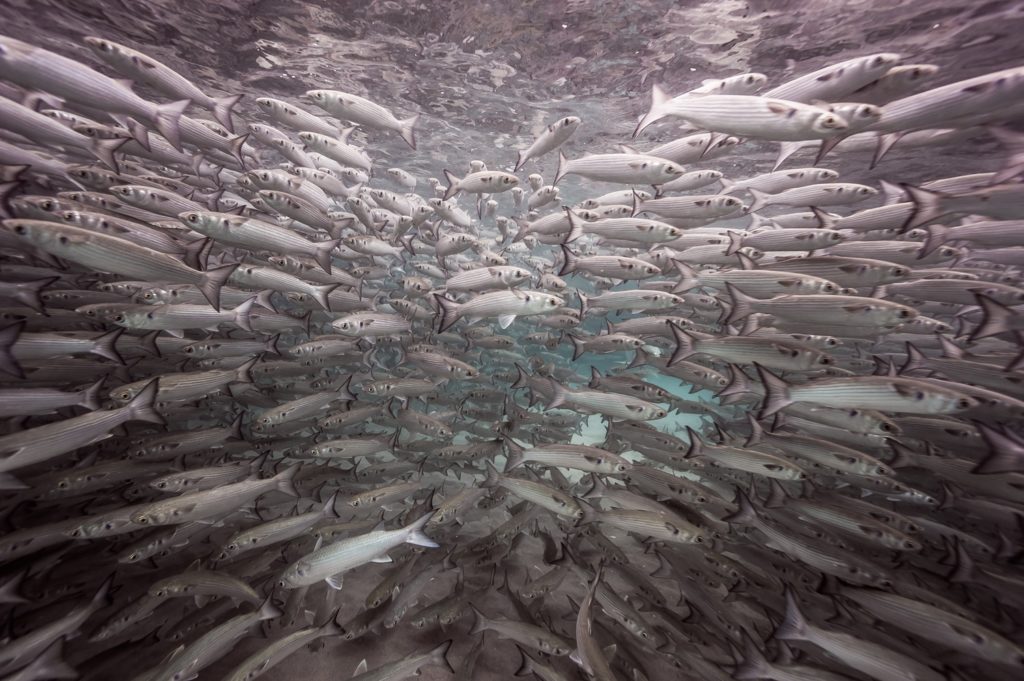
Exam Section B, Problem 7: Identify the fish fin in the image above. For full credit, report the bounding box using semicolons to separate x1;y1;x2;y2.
558;244;578;276
672;260;700;292
433;293;460;333
734;632;773;680
514;149;527;173
553;151;569;185
482;461;501;489
313;238;340;274
497;314;516;329
973;422;1024;474
370;555;392;564
545;378;568;411
0;321;25;379
773;141;805;171
442;169;459;200
746;188;769;213
90;136;129;174
668;322;695;366
352;659;367;677
197;263;239;311
126;379;165;425
724;230;744;256
404;512;439;548
969;293;1014;341
92;327;126;365
633;83;668;138
399;114;418;150
228;133;250;169
774;589;811;641
754;363;792;418
900;183;947;232
326;574;344;590
211;93;243;132
563;207;584;243
872;132;904;169
274;465;301;497
154;99;191;152
724;282;756;326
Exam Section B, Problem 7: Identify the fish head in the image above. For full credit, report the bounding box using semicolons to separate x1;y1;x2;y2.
811;111;849;134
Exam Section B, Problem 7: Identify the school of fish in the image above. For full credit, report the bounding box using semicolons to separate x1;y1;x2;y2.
0;27;1023;681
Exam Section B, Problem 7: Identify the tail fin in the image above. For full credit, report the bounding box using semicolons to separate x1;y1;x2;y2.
746;188;770;213
442;170;460;200
0;321;24;379
773;141;807;171
312;283;340;311
91;137;129;174
511;363;530;390
553;151;569;185
723;282;757;326
577;291;589;319
433;294;461;333
734;633;774;680
973;422;1024;475
258;595;285;620
558;245;578;276
969;293;1015;341
503;436;526;470
774;589;812;642
725;230;744;256
198;263;239;311
722;489;758;525
80;377;105;411
717;177;736;195
274;465;301;497
429;640;455;674
633;84;670;138
919;224;949;259
93;328;126;365
754;363;793;418
311;236;339;274
900;183;946;232
514;646;535;677
235;356;259;384
545;378;569;411
231;296;256;333
482;461;501;488
227;133;250;169
568;334;586;362
153;99;191;152
399;114;419;150
404;511;439;548
672;260;700;293
668;323;695;366
126;379;165;425
563;208;584;243
17;639;75;681
212;94;244;133
514;150;528;173
469;605;490;635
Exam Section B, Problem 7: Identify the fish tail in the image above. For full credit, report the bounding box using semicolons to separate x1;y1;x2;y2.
125;118;151;152
754;363;793;418
970;293;1015;341
672;260;700;293
716;177;735;194
511;362;531;389
235;355;259;384
919;224;950;258
558;244;578;276
336;374;355;402
545;378;568;411
258;595;284;620
563;207;584;243
313;238;340;274
568;333;585;362
80;377;106;411
433;294;460;333
93;327;125;365
722;489;758;525
229;413;245;440
973;422;1024;474
264;333;281;356
734;634;773;680
633;83;668;138
482;461;501;488
502;436;525;470
553;151;569;185
0;321;25;379
404;511;439;548
871;131;904;169
468;605;490;635
212;93;244;132
399;114;419;150
514;149;527;173
126;379;165;425
313;283;340;311
668;322;695;366
232;296;256;333
197;263;238;311
153;99;190;152
723;282;756;326
683;426;703;459
900;183;946;232
583;473;606;499
182;236;210;271
442;169;459;200
274;465;301;497
90;136;128;174
228;132;250;169
774;589;812;642
514;646;534;676
746;188;769;213
724;230;744;256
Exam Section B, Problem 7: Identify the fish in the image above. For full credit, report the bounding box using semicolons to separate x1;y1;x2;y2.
306;89;419;148
515;116;582;171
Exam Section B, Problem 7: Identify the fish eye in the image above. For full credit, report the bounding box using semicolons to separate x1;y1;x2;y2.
13;224;26;235
956;398;972;409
